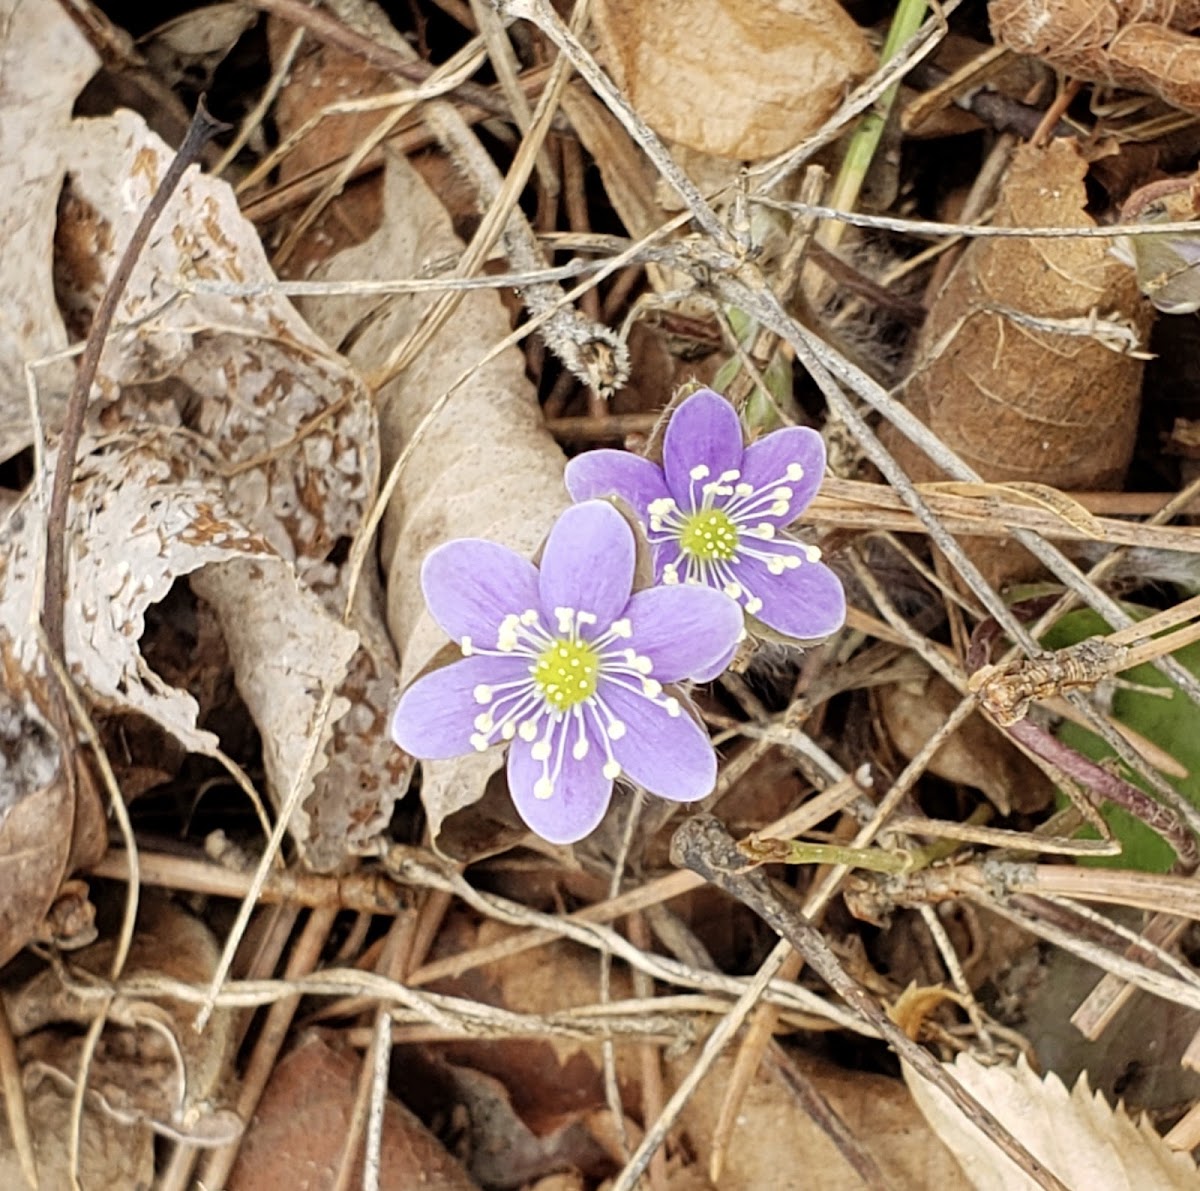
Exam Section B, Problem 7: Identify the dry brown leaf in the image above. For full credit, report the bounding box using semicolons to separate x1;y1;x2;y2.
907;139;1150;489
228;1032;478;1191
5;898;237;1154
671;1047;972;1189
590;0;876;159
0;0;96;462
906;1053;1200;1190
878;666;1054;815
0;660;74;970
892;139;1151;582
299;154;568;857
0;1076;154;1191
992;0;1200;116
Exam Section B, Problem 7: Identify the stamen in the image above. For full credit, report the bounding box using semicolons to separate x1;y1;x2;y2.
786;462;805;481
607;721;626;740
689;464;710;480
572;736;589;760
531;740;552;762
461;636;473;655
603;760;621;780
473;684;492;703
534;777;554;799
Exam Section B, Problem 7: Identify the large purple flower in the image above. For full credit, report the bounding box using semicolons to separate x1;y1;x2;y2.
390;501;742;845
565;388;845;642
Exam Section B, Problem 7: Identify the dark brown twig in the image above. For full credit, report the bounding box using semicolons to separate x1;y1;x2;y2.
41;101;226;662
670;816;1071;1191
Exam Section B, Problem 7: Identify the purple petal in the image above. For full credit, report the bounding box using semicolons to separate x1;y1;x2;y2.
422;539;540;649
604;684;716;802
391;655;530;759
507;720;614;844
538;501;635;627
734;426;827;527
564;450;670;521
663;389;745;507
692;640;738;683
737;553;846;640
623;585;742;683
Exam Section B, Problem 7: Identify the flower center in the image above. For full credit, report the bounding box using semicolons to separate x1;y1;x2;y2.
532;637;601;710
679;508;739;562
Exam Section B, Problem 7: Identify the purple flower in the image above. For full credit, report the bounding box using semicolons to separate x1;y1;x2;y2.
565;388;845;643
390;501;742;844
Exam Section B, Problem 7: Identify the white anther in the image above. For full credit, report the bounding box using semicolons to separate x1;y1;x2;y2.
607;721;627;740
767;557;785;575
784;555;801;569
602;760;621;780
664;697;681;718
648;497;676;516
719;469;740;482
534;777;554;800
473;684;492;704
460;636;474;656
469;733;489;752
501;722;517;740
690;464;710;480
734;482;753;496
663;566;679;585
632;654;654;675
805;544;823;562
785;463;805;481
772;487;792;501
724;582;742;598
474;712;493;732
609;618;632;638
751;523;775;539
642;678;662;697
531;740;552;762
518;720;539;741
770;502;789;516
745;596;763;615
572;737;589;760
521;608;540;624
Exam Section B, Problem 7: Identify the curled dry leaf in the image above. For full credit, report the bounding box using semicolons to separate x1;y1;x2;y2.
299;156;567;857
227;1032;478;1191
905;1053;1200;1190
6;898;237;1152
0;0;95;462
50;109;405;866
590;0;876;159
991;0;1200;116
892;139;1151;581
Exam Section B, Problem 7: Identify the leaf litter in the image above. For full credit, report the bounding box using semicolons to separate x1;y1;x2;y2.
8;0;1200;1187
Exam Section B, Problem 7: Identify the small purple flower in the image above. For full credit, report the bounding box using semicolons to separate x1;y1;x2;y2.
565;388;845;643
390;501;742;844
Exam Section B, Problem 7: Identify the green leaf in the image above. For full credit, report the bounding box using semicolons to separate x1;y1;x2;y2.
1042;608;1200;872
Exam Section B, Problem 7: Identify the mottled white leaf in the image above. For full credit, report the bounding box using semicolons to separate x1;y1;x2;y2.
0;0;97;460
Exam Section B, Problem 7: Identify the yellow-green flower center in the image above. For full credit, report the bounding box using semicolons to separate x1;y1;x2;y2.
679;508;739;562
533;637;601;710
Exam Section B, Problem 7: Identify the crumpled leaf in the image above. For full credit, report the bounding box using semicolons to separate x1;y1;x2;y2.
905;1053;1200;1189
0;0;96;462
991;0;1200;117
0;448;274;755
590;0;876;159
1114;175;1200;314
48;107;403;866
299;154;567;858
